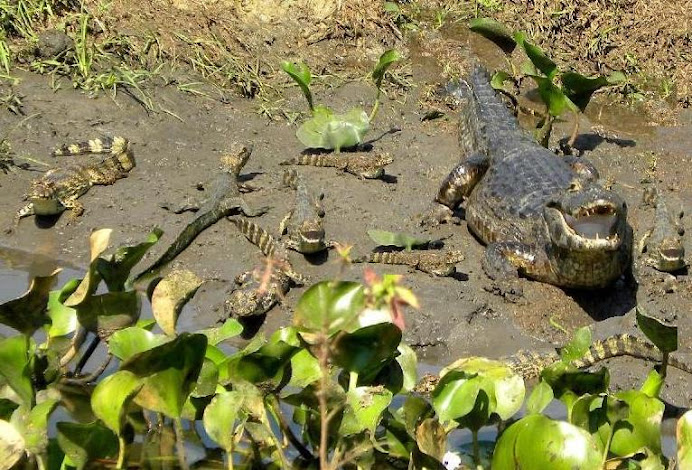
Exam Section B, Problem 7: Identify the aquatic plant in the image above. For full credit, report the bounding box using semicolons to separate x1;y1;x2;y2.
282;49;401;152
0;228;686;469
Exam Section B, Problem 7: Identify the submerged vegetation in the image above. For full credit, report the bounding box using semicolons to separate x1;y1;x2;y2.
0;228;690;468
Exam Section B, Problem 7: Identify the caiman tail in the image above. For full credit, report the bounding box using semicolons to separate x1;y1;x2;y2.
52;136;130;157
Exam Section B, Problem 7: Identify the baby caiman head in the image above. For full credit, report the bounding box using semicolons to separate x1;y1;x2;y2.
543;183;628;252
296;220;327;254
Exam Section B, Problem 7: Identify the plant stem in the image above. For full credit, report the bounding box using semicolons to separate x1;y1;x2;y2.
472;429;480;466
318;335;330;470
348;371;358;392
567;110;580;148
117;436;127;469
74;335;100;375
368;90;381;123
36;455;46;470
173;418;189;470
602;423;617;467
267;395;314;461
226;448;234;470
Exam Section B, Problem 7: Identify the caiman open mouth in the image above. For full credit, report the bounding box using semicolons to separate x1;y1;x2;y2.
545;200;623;251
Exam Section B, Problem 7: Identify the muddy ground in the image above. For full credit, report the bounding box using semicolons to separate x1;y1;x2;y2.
1;3;692;408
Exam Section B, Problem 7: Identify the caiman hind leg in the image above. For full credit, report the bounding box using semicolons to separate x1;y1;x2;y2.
421;151;489;227
62;199;85;221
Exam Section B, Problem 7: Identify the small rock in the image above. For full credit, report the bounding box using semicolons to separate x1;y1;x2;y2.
36;30;72;59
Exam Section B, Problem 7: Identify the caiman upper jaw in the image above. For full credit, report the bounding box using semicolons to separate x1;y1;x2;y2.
544;199;624;251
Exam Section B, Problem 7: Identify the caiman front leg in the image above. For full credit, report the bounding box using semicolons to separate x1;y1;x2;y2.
482;242;539;280
421;151;489;227
62;199;85;221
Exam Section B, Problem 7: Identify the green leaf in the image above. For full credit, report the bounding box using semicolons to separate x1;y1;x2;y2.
531;75;577;116
203;390;244;452
330;322;402;378
0;420;25;469
435;357;524;424
398;395;434;436
490;70;514;92
0;335;34;406
677;410;692;468
198;318;243;345
108;326;169;360
395;344;418;393
73;291;141;339
281;61;314;112
514;32;558;79
96;227;163;291
191;358;219;398
227;340;298;385
151;269;203;336
636;306;677;353
606;390;664;457
492;415;601;470
46;279;80;338
91;370;143;435
287;349;321;388
64;229;112;307
367;229;430;250
607;71;626;84
640;369;663;398
372;49;401;90
120;333;208;418
11;398;59;455
296;105;370;152
339;386;393;436
0;270;58;335
468;18;517;54
560;326;592;362
56;421;118;470
561;72;609;111
293;280;365;336
526;380;554;415
431;370;481;423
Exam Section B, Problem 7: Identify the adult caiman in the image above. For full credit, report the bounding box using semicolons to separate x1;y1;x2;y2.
422;65;632;289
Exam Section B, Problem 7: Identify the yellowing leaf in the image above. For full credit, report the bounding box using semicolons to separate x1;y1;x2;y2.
152;270;203;336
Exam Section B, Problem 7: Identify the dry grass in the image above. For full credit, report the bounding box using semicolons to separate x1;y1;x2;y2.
487;0;692;107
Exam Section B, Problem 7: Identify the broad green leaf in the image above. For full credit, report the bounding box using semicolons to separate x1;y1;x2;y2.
11;398;59;455
367;229;430;250
436;357;524;422
293;280;365;336
490;70;514;92
330;322;402;377
542;362;609;402
640;369;663;398
492;415;601;470
0;270;58;335
227;340;298;385
636;306;677;353
74;291;141;339
198;318;243;345
560;326;592;362
531;75;577;116
108;326;168;360
398;395;434;436
281;61;313;112
605;390;664;457
296;105;370;152
56;421;118;470
0;419;24;469
468;18;517;54
339;386;393;435
514;32;558;79
287;349;321;388
561;72;609;111
91;370;143;435
151;269;203;336
65;229;112;307
677;410;692;468
607;71;626;84
431;370;481;423
415;418;446;461
0;335;34;406
372;49;401;90
121;333;207;418
96;227;163;291
46;278;80;338
526;380;554;415
191;358;219;397
203;390;244;451
395;344;418;393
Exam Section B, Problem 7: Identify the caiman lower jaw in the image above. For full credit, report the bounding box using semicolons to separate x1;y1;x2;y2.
545;204;623;251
